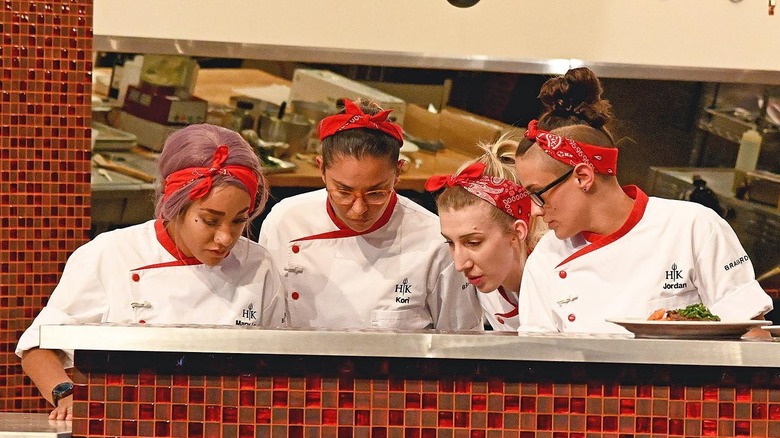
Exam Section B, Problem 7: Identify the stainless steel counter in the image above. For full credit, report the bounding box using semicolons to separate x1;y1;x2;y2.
0;413;71;437
40;324;780;368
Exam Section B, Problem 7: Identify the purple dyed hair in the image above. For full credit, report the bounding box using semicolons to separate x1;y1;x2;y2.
155;124;268;223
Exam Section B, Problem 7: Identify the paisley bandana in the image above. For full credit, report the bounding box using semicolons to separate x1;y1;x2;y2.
163;145;259;212
318;98;404;144
425;162;531;224
524;119;618;175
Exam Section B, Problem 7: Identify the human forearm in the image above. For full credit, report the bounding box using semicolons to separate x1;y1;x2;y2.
21;347;71;405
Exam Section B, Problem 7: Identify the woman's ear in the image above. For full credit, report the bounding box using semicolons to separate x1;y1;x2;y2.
393;160;405;185
316;156;326;183
573;163;595;192
513;219;529;242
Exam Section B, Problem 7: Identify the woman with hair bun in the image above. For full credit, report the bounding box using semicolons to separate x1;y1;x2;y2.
426;136;546;330
258;98;482;331
513;67;771;333
17;124;288;420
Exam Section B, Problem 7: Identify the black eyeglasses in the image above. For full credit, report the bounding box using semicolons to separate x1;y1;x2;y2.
529;169;574;207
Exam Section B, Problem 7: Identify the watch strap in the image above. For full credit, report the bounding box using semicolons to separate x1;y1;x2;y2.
52;381;74;407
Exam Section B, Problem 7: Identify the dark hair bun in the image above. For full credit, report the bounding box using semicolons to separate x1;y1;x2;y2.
538;67;612;129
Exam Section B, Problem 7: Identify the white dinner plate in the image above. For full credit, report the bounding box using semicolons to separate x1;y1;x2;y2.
605;318;770;339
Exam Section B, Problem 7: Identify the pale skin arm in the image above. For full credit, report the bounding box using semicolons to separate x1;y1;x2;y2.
21;347;73;421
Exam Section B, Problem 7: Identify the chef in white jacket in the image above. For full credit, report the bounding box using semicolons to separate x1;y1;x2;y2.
514;119;772;333
259;99;482;330
426;138;540;331
17;124;287;421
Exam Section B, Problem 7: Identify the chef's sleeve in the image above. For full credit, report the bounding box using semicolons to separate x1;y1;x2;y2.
15;242;109;368
692;210;772;320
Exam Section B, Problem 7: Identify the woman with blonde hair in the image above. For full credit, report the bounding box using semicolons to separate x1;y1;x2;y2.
426;135;543;330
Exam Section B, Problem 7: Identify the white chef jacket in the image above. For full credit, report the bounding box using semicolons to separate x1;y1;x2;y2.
16;219;287;367
479;287;520;331
517;186;772;334
258;189;483;330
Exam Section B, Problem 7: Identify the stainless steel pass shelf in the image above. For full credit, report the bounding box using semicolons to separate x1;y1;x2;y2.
41;323;780;368
698;108;780;144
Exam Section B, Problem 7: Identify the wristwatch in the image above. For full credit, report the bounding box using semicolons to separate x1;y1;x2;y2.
52;381;74;407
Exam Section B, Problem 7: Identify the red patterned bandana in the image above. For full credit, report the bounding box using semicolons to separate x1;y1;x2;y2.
524;120;618;175
425;162;531;224
163;145;259;212
318;98;404;144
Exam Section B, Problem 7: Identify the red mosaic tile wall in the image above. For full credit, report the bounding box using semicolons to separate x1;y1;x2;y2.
0;0;92;411
73;352;780;437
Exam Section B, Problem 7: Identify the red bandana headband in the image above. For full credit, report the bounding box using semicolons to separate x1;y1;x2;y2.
425;162;531;224
318;98;404;144
524;120;618;175
163;145;259;212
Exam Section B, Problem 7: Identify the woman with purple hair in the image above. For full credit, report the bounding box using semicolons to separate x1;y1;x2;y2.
16;124;288;421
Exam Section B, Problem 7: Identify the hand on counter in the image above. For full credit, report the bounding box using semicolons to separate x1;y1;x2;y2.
49;395;73;422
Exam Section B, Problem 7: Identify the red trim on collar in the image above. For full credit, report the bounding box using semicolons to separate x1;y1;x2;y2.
555;185;648;268
494;286;519;319
132;219;203;271
294;192;399;242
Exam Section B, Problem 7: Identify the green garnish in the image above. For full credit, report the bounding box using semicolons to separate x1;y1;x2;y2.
674;303;720;321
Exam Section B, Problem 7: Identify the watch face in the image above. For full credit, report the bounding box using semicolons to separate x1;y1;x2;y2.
52;382;74;406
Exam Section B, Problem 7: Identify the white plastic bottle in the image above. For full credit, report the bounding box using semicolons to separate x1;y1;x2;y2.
734;128;762;172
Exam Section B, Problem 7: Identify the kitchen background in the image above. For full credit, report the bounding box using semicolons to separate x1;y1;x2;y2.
2;0;779;414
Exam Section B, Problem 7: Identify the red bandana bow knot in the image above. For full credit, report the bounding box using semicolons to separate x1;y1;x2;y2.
163;145;259;212
318;98;404;144
524;120;618;175
425;162;531;223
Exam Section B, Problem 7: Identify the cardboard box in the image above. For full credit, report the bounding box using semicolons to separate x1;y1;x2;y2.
404;104;515;157
289;69;406;126
123;83;208;125
116;109;181;151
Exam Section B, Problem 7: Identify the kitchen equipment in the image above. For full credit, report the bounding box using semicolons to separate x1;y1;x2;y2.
92;154;157;183
123;83;208;125
746;170;780;207
257;113;313;159
116;110;181;151
289;69;406;125
290;100;339;153
228;95;281;124
290;100;338;125
92;121;137;152
240;129;288;159
238;130;297;174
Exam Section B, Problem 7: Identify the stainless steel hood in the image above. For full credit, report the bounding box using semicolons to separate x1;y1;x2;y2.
94;36;780;86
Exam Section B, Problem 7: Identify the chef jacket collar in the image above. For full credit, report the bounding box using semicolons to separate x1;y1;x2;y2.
556;185;647;268
131;219;204;271
292;191;398;242
494;286;519;319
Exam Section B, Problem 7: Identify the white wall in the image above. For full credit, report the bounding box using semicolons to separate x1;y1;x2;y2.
94;0;780;72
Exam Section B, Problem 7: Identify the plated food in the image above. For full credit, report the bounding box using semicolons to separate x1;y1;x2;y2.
647;303;721;322
606;305;767;339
